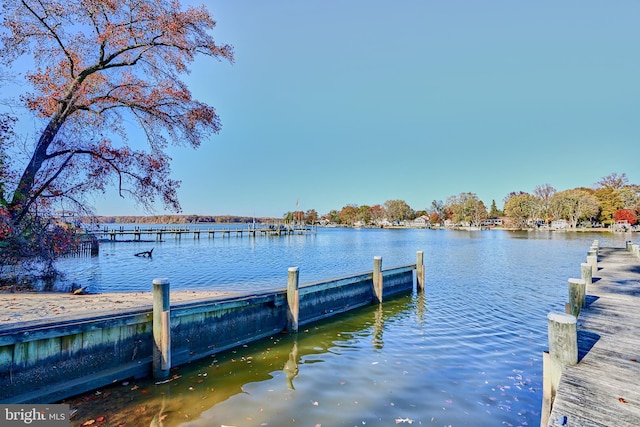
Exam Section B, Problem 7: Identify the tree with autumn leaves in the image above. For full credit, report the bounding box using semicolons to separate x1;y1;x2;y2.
502;173;640;229
0;0;232;273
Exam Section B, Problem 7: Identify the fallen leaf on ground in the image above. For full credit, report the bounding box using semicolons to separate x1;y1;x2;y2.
619;397;628;404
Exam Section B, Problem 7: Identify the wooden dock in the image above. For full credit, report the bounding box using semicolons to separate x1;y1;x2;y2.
92;224;315;241
547;246;640;426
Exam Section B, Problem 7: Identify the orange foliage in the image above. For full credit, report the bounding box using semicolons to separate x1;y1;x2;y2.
614;209;638;225
1;0;233;227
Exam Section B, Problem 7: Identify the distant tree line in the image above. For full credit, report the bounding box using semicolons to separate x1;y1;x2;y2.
283;172;640;229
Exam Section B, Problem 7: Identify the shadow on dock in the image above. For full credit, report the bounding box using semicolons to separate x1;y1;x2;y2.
584;294;599;307
576;329;600;362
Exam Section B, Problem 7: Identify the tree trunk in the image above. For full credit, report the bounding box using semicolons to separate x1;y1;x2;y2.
9;114;64;225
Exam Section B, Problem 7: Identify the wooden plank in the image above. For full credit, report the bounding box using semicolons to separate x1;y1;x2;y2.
60;333;83;359
0;345;13;370
24;341;38;367
0;310;152;345
12;342;27;369
35;336;61;362
548;247;640;427
102;324;122;354
82;329;102;351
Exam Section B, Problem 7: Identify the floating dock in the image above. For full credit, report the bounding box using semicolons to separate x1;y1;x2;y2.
546;246;640;426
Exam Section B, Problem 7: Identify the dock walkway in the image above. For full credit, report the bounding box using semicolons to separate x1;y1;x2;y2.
548;247;640;426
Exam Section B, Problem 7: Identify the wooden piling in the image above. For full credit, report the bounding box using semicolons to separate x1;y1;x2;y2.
580;262;592;288
547;312;578;369
568;278;586;316
373;256;383;303
286;267;300;333
540;351;552;427
543;312;578;426
152;278;171;379
416;251;425;291
587;254;597;276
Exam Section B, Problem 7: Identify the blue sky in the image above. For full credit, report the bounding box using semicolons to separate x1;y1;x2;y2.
10;1;640;217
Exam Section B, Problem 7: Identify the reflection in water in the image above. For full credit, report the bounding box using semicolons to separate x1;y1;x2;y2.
372;303;384;350
66;295;416;427
283;341;299;390
149;396;166;427
64;290;541;427
415;288;428;325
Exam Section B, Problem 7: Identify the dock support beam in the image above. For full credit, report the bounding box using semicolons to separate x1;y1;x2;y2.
287;267;300;333
153;278;171;379
587;252;598;276
373;256;383;303
580;263;592;288
542;312;578;427
416;251;425;291
568;278;586;316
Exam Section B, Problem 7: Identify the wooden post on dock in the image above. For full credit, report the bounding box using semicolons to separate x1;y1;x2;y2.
541;351;554;427
568;278;586;316
542;312;578;427
548;312;578;371
587;251;597;276
286;267;300;333
373;256;383;303
416;251;425;291
632;244;640;259
153;278;171;379
581;263;592;288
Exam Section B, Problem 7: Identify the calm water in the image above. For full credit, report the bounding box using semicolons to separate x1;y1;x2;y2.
59;228;630;427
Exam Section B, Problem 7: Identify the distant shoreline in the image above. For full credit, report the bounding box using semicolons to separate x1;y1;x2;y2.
85;215;636;233
90;214;281;224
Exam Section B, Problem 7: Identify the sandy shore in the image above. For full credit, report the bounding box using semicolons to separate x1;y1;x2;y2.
0;290;236;325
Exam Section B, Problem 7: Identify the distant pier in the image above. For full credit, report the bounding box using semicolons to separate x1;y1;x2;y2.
92;224;316;241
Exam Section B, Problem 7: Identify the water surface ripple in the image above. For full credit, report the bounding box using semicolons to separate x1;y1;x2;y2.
58;228;630;427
